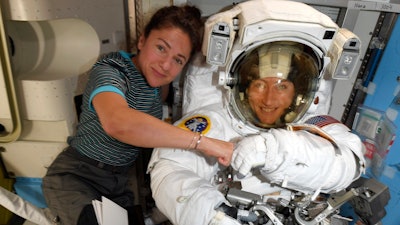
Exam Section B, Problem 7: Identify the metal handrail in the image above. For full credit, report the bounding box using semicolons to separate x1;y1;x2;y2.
0;3;21;143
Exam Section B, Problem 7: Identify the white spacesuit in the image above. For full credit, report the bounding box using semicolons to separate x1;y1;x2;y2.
148;1;366;224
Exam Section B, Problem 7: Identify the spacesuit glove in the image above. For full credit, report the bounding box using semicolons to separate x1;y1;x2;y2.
210;207;241;225
210;211;241;225
213;203;257;225
231;134;268;177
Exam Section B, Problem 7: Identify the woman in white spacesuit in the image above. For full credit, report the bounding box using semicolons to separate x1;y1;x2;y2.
147;40;366;225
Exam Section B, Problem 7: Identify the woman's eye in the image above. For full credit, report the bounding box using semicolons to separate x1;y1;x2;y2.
252;81;265;90
157;45;165;52
174;58;183;65
276;83;287;90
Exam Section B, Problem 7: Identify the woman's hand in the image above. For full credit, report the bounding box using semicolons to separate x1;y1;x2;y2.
197;137;234;166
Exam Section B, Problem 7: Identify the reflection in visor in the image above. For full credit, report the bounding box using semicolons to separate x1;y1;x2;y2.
230;41;320;129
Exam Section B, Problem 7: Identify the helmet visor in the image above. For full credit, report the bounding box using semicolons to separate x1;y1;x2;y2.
231;41;320;128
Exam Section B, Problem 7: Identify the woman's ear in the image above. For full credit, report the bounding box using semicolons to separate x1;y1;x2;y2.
137;35;145;51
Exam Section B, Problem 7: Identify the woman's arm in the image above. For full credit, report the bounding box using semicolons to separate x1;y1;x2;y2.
92;91;233;166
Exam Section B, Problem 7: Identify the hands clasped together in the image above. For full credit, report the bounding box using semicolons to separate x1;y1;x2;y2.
231;134;268;176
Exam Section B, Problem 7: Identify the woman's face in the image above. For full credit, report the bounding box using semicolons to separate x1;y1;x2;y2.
247;77;295;124
135;27;191;87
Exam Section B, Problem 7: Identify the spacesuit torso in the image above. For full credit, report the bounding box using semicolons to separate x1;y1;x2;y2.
148;1;366;224
147;58;365;225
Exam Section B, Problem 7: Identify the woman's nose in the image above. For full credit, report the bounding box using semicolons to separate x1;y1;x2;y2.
262;87;277;104
160;57;172;71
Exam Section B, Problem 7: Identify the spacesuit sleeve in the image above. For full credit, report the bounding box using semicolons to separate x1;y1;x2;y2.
258;120;366;194
147;107;234;225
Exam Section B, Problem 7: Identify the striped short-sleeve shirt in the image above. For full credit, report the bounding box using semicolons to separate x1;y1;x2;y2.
68;51;163;166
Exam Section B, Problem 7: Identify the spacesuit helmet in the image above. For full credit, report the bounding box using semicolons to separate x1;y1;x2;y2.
229;41;320;129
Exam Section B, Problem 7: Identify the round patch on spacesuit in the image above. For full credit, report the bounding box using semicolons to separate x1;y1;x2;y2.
178;115;211;134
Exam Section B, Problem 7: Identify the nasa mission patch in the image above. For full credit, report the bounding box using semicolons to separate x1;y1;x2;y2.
178;115;211;134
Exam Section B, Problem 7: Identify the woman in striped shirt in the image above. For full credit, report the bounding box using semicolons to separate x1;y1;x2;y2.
42;4;234;225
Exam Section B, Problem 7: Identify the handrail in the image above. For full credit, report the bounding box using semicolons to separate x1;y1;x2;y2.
0;3;21;143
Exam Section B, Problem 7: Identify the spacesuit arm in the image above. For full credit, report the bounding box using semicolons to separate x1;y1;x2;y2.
149;155;228;225
148;106;240;225
264;124;364;193
232;119;365;194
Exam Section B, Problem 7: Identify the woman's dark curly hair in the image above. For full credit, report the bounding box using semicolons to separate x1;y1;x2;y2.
144;5;204;58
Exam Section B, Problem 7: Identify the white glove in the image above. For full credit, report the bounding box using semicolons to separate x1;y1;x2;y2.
209;211;241;225
231;135;268;176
